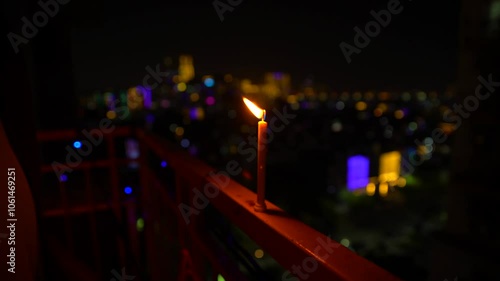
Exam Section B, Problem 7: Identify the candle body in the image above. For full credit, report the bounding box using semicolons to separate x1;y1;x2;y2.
255;120;267;212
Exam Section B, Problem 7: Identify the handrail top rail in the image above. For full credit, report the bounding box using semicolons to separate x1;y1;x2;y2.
137;128;401;281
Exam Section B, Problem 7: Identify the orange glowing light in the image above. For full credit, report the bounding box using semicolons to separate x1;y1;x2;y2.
379;182;389;196
243;97;265;120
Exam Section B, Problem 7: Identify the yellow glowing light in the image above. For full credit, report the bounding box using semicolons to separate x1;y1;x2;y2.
175;127;184;136
254;249;264;258
417;145;431;156
394;109;405;119
190;93;199;102
379;182;389;196
287;95;297;104
366;183;376;196
178;55;195;83
377;103;388;113
379;151;401;183
195;107;205;120
355;101;367;111
379;172;399;183
230;145;237;154
440;122;455;135
243;97;265;120
177;82;187;92
224;74;233;83
374;108;383;117
106;111;117;119
397;177;406;187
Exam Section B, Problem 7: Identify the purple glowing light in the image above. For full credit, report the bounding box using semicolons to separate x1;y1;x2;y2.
205;96;215;106
188;146;198;156
189;108;199;120
125;139;140;159
347;155;370;191
60;174;68;182
137;86;152;109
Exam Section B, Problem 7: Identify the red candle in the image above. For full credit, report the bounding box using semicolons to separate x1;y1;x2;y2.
255;118;267;212
243;97;267;212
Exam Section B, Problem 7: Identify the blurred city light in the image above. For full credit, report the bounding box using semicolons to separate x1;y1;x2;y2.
204;77;215;87
347;155;370;191
379;151;401;184
73;141;82;149
124;186;132;194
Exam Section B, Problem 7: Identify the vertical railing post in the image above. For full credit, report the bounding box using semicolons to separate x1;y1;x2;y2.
59;179;73;253
125;199;139;264
177;175;205;281
84;167;101;274
175;175;187;248
138;130;161;281
188;182;207;279
106;134;126;267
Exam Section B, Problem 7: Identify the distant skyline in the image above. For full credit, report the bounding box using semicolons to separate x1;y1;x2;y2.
69;0;460;94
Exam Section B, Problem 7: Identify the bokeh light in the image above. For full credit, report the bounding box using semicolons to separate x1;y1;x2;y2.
73;141;82;149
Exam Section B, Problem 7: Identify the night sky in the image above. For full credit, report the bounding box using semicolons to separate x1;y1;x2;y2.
67;0;460;93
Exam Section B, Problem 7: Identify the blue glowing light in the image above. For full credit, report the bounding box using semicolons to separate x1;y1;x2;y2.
161;161;167;168
60;174;68;182
146;113;155;123
204;78;215;87
347;155;370;191
124;186;132;194
181;139;190;148
73;141;82;149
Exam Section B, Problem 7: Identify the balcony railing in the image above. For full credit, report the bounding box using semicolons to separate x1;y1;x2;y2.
36;126;401;281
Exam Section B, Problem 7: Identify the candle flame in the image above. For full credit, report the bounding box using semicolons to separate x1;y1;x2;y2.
243;97;265;120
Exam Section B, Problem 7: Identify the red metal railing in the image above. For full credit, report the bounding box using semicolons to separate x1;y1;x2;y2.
37;126;402;281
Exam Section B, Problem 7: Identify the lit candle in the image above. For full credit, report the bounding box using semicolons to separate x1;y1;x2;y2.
243;97;267;212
